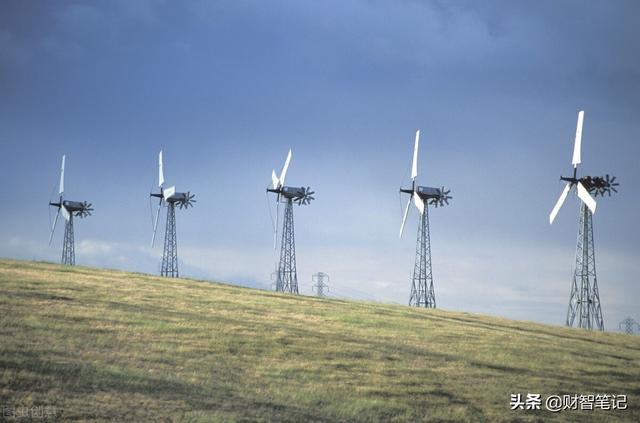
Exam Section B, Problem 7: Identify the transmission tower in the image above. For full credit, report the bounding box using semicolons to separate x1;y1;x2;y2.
312;272;330;297
267;149;315;295
619;318;640;335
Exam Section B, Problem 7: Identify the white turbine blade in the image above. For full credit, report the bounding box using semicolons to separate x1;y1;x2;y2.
49;208;60;245
158;150;165;187
151;202;162;247
59;155;65;194
271;170;279;189
413;192;425;215
572;111;584;167
411;130;420;180
164;186;176;199
399;195;412;238
60;205;70;221
549;183;571;224
577;181;597;214
279;149;292;187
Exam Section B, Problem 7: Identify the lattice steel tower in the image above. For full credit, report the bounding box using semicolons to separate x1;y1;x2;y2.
399;130;451;308
61;215;75;265
277;199;297;292
566;203;603;329
409;207;435;307
48;155;93;265
160;202;179;277
619;318;640;335
150;150;196;278
267;149;315;294
549;111;619;331
312;272;330;297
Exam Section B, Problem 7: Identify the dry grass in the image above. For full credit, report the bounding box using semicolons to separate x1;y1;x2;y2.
1;258;639;422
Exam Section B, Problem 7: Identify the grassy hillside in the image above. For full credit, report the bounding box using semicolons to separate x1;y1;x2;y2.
1;259;639;422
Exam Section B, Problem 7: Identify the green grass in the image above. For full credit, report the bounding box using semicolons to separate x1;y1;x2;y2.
1;258;639;422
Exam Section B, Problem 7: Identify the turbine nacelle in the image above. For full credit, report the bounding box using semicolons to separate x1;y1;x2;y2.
269;186;315;204
49;199;93;219
62;200;92;214
166;191;196;208
415;186;444;200
151;186;193;205
576;175;619;197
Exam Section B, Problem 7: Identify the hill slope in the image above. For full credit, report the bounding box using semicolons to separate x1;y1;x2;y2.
1;259;639;422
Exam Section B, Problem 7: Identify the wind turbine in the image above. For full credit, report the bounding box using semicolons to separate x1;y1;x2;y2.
549;111;619;331
48;155;93;265
150;150;196;277
267;149;315;294
399;130;451;308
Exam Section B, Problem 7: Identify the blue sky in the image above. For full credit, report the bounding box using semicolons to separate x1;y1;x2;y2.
1;1;638;331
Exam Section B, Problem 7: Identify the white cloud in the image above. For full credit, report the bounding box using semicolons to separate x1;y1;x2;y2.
77;239;115;256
